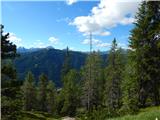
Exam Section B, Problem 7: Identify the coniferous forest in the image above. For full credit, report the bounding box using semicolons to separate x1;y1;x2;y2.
1;1;160;120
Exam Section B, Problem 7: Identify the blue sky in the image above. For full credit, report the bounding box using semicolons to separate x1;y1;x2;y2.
1;0;140;51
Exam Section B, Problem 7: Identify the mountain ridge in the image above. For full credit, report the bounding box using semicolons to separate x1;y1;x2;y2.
15;48;108;86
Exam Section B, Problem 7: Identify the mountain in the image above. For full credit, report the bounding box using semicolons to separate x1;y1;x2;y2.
15;48;86;86
17;47;44;53
15;47;108;87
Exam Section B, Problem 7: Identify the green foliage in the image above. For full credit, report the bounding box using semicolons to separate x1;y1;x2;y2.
109;106;160;120
46;80;57;114
82;51;104;111
1;2;160;119
1;24;17;59
21;111;57;120
129;1;160;107
15;48;87;87
37;73;48;112
59;69;81;116
120;52;139;115
21;71;37;111
1;91;23;120
1;25;23;120
61;47;71;81
1;62;18;88
104;39;126;114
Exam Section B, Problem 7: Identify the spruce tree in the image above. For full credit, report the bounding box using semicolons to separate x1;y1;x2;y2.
82;51;104;111
57;47;72;115
37;73;48;111
1;24;17;59
105;39;125;114
46;80;56;114
121;51;139;114
1;25;22;120
129;1;160;107
22;71;36;111
61;47;71;81
60;69;81;116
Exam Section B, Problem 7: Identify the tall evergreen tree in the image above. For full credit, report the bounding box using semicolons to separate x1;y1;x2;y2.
82;51;104;111
57;47;72;115
1;24;22;120
104;39;125;114
46;80;56;113
61;47;71;81
1;24;17;59
121;51;139;114
60;69;81;116
37;73;48;111
129;1;160;107
22;71;36;111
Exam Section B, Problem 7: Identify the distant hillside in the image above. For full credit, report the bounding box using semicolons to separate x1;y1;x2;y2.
15;48;108;86
17;47;42;53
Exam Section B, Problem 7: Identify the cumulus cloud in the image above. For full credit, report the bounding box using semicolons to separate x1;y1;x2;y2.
82;38;101;45
71;0;140;35
97;42;111;47
31;40;48;48
99;31;111;36
7;33;22;43
82;38;130;49
118;43;129;49
82;38;111;48
66;0;77;5
48;36;59;44
5;32;22;47
69;47;75;50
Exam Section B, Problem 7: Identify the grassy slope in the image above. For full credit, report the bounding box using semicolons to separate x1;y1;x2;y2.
21;106;160;120
21;111;60;120
109;106;160;120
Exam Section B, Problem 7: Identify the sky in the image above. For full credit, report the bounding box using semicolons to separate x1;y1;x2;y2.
1;0;141;51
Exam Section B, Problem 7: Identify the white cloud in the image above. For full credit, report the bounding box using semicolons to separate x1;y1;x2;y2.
32;40;48;48
69;47;75;50
97;43;111;47
66;0;77;5
118;43;129;49
82;38;131;49
82;38;111;48
99;31;111;36
48;36;59;44
7;33;22;43
5;32;22;47
71;0;140;35
120;17;135;25
82;38;101;45
82;31;111;37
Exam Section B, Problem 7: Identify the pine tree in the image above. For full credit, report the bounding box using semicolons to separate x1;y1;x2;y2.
82;51;104;111
37;73;48;111
60;69;81;116
61;47;71;81
22;71;36;111
104;39;125;114
1;24;17;59
129;1;160;107
1;24;22;120
121;51;139;114
145;1;160;106
46;80;56;114
57;47;72;115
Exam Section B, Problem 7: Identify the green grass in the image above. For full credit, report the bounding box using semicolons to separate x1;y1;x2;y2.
21;106;160;120
21;111;61;120
108;106;160;120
